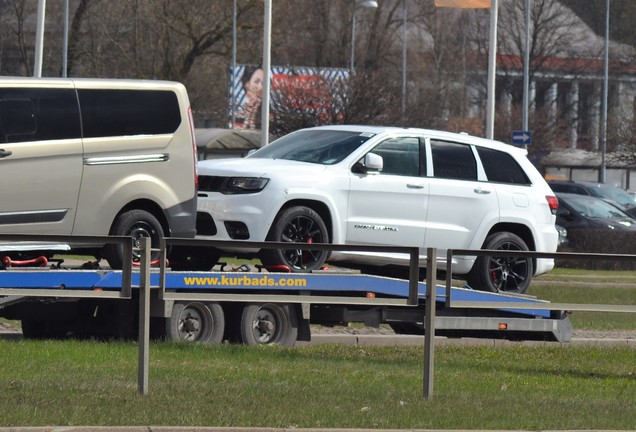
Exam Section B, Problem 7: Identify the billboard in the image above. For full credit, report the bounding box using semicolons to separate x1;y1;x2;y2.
228;65;348;131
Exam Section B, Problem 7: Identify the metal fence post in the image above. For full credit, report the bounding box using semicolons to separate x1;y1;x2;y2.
137;237;151;395
423;247;437;399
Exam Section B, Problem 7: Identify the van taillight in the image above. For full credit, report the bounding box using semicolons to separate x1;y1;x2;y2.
546;195;559;215
187;106;198;190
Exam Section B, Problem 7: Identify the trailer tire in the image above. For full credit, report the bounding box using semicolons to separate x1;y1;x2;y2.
240;303;298;346
21;319;72;339
389;322;424;335
21;319;47;339
167;301;225;344
104;209;164;270
467;232;533;294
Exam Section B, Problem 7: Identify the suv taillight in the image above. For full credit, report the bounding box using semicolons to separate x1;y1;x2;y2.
546;195;559;215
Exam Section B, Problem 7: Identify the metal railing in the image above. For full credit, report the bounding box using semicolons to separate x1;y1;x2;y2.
418;247;636;399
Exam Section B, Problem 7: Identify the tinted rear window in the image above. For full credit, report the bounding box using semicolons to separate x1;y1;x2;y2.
477;147;530;185
78;89;181;138
0;88;81;143
430;140;477;180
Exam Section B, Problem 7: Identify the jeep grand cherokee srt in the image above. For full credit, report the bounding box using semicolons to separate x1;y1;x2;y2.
196;125;559;294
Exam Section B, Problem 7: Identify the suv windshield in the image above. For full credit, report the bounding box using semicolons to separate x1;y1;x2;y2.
249;129;373;165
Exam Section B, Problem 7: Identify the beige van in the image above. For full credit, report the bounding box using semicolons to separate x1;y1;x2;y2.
0;77;198;268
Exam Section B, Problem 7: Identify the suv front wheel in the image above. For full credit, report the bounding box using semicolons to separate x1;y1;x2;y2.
260;206;329;272
467;232;533;294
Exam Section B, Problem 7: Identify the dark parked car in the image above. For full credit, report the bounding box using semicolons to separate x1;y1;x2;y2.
555;192;636;232
548;180;636;218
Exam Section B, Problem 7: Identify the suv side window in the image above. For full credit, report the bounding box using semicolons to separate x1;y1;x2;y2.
78;89;181;138
430;139;476;180
371;137;421;177
0;88;81;143
477;147;530;185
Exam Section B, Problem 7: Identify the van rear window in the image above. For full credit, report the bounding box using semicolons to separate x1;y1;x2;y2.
78;89;181;138
0;88;81;143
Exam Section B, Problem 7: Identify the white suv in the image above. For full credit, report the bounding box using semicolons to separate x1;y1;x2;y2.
196;125;559;294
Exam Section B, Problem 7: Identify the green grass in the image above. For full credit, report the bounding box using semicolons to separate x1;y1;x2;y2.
530;268;636;331
0;340;634;429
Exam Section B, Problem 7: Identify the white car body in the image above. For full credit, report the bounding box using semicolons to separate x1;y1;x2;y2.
197;125;558;286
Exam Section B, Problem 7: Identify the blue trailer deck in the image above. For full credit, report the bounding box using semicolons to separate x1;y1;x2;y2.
0;268;553;318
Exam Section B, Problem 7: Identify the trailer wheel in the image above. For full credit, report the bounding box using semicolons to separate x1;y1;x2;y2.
104;209;164;270
167;301;225;344
467;232;533;294
240;303;298;346
389;322;424;335
21;319;72;339
260;206;329;272
21;319;47;339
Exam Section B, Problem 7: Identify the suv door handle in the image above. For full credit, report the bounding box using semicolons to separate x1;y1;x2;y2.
474;187;491;194
407;183;425;189
0;149;12;158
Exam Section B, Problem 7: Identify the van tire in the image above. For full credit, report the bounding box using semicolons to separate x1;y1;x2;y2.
104;209;164;270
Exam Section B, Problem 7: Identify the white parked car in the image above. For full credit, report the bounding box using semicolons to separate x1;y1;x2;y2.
196;125;559;294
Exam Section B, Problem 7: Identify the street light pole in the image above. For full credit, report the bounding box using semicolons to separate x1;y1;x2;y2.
33;0;46;77
231;0;237;129
350;0;378;73
600;0;610;183
522;0;530;136
261;0;272;146
401;0;407;122
485;0;498;139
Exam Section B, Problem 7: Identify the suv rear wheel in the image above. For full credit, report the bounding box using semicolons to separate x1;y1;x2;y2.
467;232;533;294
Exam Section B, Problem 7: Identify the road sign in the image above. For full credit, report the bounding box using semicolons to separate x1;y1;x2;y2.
512;130;532;145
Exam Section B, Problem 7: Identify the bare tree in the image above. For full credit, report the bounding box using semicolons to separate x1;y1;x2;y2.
0;0;37;76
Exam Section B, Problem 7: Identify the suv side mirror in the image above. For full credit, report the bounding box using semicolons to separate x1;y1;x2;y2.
352;152;383;174
365;152;383;171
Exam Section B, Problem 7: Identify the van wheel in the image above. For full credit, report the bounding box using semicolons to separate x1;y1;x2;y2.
467;232;533;294
104;209;164;270
260;206;329;272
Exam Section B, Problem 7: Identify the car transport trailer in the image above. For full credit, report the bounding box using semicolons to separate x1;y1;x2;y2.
0;235;572;345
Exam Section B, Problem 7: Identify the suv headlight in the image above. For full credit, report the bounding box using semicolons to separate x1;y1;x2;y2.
222;177;269;194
